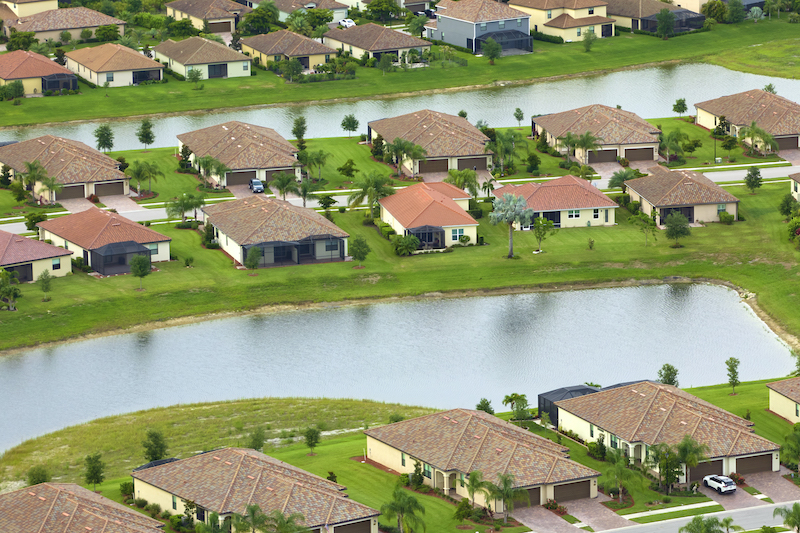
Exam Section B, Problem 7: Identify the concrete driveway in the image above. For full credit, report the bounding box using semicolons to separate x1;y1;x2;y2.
568;497;630;531
58;198;95;213
746;468;800;503
99;195;144;212
228;184;256;199
697;484;766;510
512;506;579;533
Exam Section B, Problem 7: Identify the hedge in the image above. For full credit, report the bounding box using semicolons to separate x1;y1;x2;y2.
531;31;563;44
421;38;474;55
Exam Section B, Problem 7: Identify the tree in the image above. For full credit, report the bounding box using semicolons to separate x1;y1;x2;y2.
656;9;676;38
779;193;799;220
60;30;73;43
764;0;779;18
744;166;763;193
676;435;709;486
306;149;331;182
281;58;303;82
84;452;105;491
304;426;321;453
740;121;778;154
9;181;29;204
0;270;22;311
195;512;231;533
609;167;637;193
651;443;682;493
657;363;679;386
272;172;300;201
726;0;746;22
531;216;557;253
298;178;318;208
166;193;194;221
465;470;489;506
673;98;688;117
377;53;395;75
487;473;528;523
341;114;359;137
664;212;690;246
80;28;93;41
476;398;494;414
130;254;151;290
7;31;37;51
366;0;401;22
317;195;338;210
601;449;646;503
407;13;428;37
349;236;371;267
0;164;11;188
458;110;468;119
305;8;333;29
557;131;579;161
502;393;525;411
287;11;312;36
482;176;497;199
94;124;114;152
489;194;534;258
136;119;155;151
486;130;514;175
244;246;262;270
726;357;740;394
96;24;120;41
27;464;51;485
142;429;169;462
243;2;279;34
660;129;688;163
513;107;524;127
512;396;531;421
264;509;307;533
347;171;394;216
721;136;738;159
444;169;479;198
381;486;426;533
337;159;359;179
679;516;724;533
453;497;472;524
187;68;203;89
233;504;269;533
774;502;800;532
582;30;598;51
29;42;51;56
576;131;604;165
245;427;266;451
720;517;745;533
292;116;307;150
482;37;502;65
763;83;776;94
37;174;63;205
38;269;53;302
127;160;163;195
392;234;420;256
371;134;385;159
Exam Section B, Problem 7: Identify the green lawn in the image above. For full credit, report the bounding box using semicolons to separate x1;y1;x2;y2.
629;505;725;524
302;136;396;190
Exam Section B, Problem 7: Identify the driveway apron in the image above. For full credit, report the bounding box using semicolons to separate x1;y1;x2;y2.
512;506;579;533
747;468;800;503
568;497;631;531
698;484;766;510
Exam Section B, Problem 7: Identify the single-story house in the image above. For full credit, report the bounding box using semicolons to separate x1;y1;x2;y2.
533;104;661;164
791;173;800;202
65;43;164;87
3;7;125;42
273;0;348;22
241;30;336;70
0;228;73;282
0;0;58;28
165;0;252;33
37;207;171;276
427;0;532;53
379;182;478;249
695;89;800;152
509;0;615;41
203;196;349;267
131;447;380;532
538;384;600;429
177;121;302;187
626;166;739;225
767;378;800;424
493;175;618;228
365;409;601;510
605;0;704;32
556;380;780;482
0;135;130;202
323;23;430;60
154;36;251;79
368;109;492;176
0;50;77;95
0;483;163;533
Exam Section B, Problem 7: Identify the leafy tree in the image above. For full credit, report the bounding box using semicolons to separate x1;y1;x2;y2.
341;114;359;137
720;516;745;533
347;171;394;216
317;195;338;211
96;24;120;41
489;194;534;258
54;48;67;66
487;473;528;523
726;357;740;394
576;131;604;165
38;269;53;301
673;98;688;117
366;0;401;22
540;411;552;433
726;0;746;22
27;464;51;485
609;167;637;193
305;8;333;29
779;193;799;220
513;107;524;126
24;212;47;232
248;427;266;451
337;159;359;179
243;2;279;34
84;452;105;491
8;31;37;51
744;166;763;193
292;116;307;148
512;396;531;420
482;37;502;65
444;169;479;198
453;497;472;524
457;110;468;119
280;58;304;82
143;429;169;462
287;11;312;36
377;53;395;75
721;136;738;159
602;449;646;503
60;30;73;43
195;512;231;533
94;124;114;153
349;236;371;267
137;119;155;151
381;485;426;533
304;426;321;453
764;83;777;94
187;68;203;89
676;435;709;486
407;13;428;37
664;212;690;246
9;181;29;204
0;165;11;188
582;29;598;50
679;515;724;533
657;363;679;386
476;398;494;414
465;470;489;505
650;443;681;493
391;234;420;256
272;172;300;200
80;28;93;41
130;254;151;290
245;246;262;270
531;216;557;252
656;8;676;38
233;504;269;533
371;134;385;158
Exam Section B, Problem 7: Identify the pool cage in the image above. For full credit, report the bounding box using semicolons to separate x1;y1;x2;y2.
476;30;533;54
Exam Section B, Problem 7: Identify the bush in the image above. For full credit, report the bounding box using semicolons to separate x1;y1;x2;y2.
388;413;404;423
628;201;640;214
531;30;563;43
399;473;410;486
27;465;51;485
205;242;220;249
729;472;745;485
543;499;558;510
175;221;194;229
719;211;734;225
119;481;134;497
145;503;161;518
662;496;672;503
558;159;573;169
160;510;171;519
169;515;183;530
134;498;148;509
619;157;629;167
616;194;630;206
88;194;100;203
362;218;375;226
338;206;346;213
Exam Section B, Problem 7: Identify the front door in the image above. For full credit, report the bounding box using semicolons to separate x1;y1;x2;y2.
466;38;473;51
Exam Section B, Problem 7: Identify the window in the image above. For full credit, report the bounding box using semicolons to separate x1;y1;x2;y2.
106;73;114;82
796;403;799;417
499;21;505;29
577;27;581;36
52;258;60;270
196;508;205;523
441;32;444;39
451;228;464;241
64;241;69;250
588;7;594;13
437;14;440;21
589;26;595;32
325;240;339;251
480;22;486;30
610;434;618;448
605;209;608;223
717;204;727;214
460;473;465;487
568;210;580;219
274;55;281;62
517;17;522;26
147;243;158;255
593;208;599;219
172;495;177;510
243;61;249;71
349;46;353;53
401;453;406;467
325;54;330;62
589;424;594;438
546;9;552;18
423;463;432;478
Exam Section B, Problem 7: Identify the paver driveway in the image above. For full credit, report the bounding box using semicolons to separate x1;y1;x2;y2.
698;484;766;510
747;468;800;503
58;198;95;213
99;195;143;212
568;497;630;531
512;506;578;533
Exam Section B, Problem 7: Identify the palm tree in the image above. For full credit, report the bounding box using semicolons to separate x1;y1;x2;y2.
608;167;637;193
380;486;426;533
298;178;318;208
196;155;217;187
265;509;308;533
166;194;196;222
305;150;331;182
195;513;231;533
575;131;604;165
764;0;778;18
489;194;534;258
660;130;689;162
784;425;800;475
347;171;394;217
384;138;411;174
22;160;47;192
464;470;489;506
774;503;800;532
679;515;723;533
557;131;579;160
126;160;164;195
444;169;479;197
720;517;744;533
740;121;779;154
676;435;709;486
481;175;497;199
502;393;525;411
38;175;63;204
601;449;646;503
213;160;232;187
486;131;514;175
232;504;269;533
272;172;300;200
486;473;528;523
406;144;427;179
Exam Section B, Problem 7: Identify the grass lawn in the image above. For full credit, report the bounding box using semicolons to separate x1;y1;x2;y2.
705;35;800;79
301;136;396;190
629;504;725;524
0;194;68;218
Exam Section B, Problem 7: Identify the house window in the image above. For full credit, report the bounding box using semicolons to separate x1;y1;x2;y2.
441;32;444;39
451;228;464;241
274;55;281;62
577;27;581;36
437;14;440;21
499;21;505;29
717;204;726;214
590;424;594;438
605;209;609;223
325;54;331;62
588;7;594;13
349;46;353;53
593;208;599;219
325;240;339;251
796;403;799;417
106;72;114;82
172;495;177;510
423;463;432;478
64;241;69;249
401;453;406;467
243;61;249;70
568;210;580;219
460;473;465;487
795;181;798;192
147;243;158;255
517;17;522;26
589;26;595;32
52;258;61;270
546;9;552;18
196;508;205;523
480;22;486;30
610;434;618;448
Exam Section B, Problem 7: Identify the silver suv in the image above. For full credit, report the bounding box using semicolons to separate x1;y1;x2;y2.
703;475;736;494
249;179;265;193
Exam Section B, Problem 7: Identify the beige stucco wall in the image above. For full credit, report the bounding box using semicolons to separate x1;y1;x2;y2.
792;179;800;202
379;205;477;246
3;254;72;278
730;452;781;474
27;23;125;43
323;36;429;60
610;14;635;28
535;124;655;161
769;388;800;424
39;227;168;264
0;76;42;94
3;0;57;17
154;52;251;78
533;207;616;228
33;179;130;203
215;226;245;265
241;45;332;70
514;4;613;39
166;7;234;31
178;141;301;185
133;478;187;517
695;108;718;131
66;57;162;87
693;202;738;223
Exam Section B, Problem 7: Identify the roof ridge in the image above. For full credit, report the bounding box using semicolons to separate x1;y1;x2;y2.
630;383;661;441
245;468;263;512
219;452;245;512
35;484;60;533
465;423;490;474
646;391;676;444
500;441;519;477
726;430;742;457
444;412;473;470
62;498;80;533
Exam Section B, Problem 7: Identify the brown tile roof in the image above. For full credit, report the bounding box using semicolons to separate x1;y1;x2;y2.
604;0;682;18
0;50;74;80
166;0;251;19
369;109;490;159
534;104;660;145
695;90;800;136
132;448;379;528
767;377;800;404
545;12;615;27
626;166;739;207
324;23;430;52
366;409;600;487
0;3;18;24
203;196;348;245
493;175;618;211
0;229;72;267
273;0;347;13
242;30;336;58
379;182;478;229
37;207;170;250
791;173;800;184
557;381;779;458
510;0;606;9
0;135;128;186
7;7;123;33
154;36;250;65
0;483;163;533
66;43;164;73
436;0;529;21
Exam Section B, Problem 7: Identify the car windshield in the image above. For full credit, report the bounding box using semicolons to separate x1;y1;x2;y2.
723;480;735;486
253;180;262;185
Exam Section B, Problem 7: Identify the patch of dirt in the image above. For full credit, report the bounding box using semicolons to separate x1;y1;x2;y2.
359;275;381;284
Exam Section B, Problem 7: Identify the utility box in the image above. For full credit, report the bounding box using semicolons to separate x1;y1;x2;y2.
715;157;722;163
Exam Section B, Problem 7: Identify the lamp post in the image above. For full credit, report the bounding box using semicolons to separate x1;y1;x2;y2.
714;117;717;163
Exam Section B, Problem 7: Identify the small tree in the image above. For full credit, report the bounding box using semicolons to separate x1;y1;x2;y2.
341;114;359;137
143;429;169;462
726;0;746;22
292;116;307;150
458;110;468;119
27;465;51;486
245;246;263;270
38;269;53;302
744;166;763;194
482;37;502;64
657;363;679;386
531;216;557;252
512;397;531;421
779;193;799;220
487;473;528;523
513;107;524;127
476;398;494;414
187;68;203;89
60;30;73;43
130;254;151;290
656;8;676;38
673;98;688;117
764;83;777;94
582;30;598;51
349;236;371;267
304;426;321;454
664;212;690;247
726;357;740;394
281;58;303;82
377;53;394;75
248;427;266;450
609;167;637;193
453;498;472;525
94;124;114;152
84;452;105;491
80;28;93;41
136;118;155;151
721;136;738;159
25;211;48;231
337;159;359;179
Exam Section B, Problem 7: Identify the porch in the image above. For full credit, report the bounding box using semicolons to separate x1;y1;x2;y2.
407;225;445;250
90;241;151;276
243;235;347;267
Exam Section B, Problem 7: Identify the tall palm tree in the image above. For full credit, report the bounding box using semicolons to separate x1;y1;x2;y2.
465;470;489;506
784;425;800;475
740;121;779;154
347;171;394;217
265;509;308;533
444;169;479;198
126;160;164;195
502;393;526;411
232;504;269;533
22;160;48;192
575;131;604;165
660;130;689;162
609;167;637;193
720;517;744;533
305;150;331;182
196;155;217;187
557;131;579;160
774;502;800;532
272;172;300;200
764;0;778;18
481;175;497;199
679;515;724;533
380;486;426;533
486;473;528;523
298;178;318;208
213;160;232;187
38;175;63;204
195;513;231;533
486;131;514;175
406;144;427;179
676;435;709;486
601;449;646;503
384;138;411;174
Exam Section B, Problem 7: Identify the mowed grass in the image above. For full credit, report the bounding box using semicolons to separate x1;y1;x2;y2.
629;505;725;523
301;136;395;190
705;36;800;79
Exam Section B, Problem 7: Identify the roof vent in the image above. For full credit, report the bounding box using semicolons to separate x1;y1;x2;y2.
474;434;481;439
659;407;666;412
62;513;70;517
442;415;450;420
680;421;687;425
28;492;36;496
224;461;233;465
39;496;46;501
495;448;503;453
247;475;255;479
451;419;458;424
266;486;274;491
213;456;221;460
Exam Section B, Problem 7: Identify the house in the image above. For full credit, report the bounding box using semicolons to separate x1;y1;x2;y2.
538;384;600;429
493;175;618;228
177;121;302;187
273;0;348;22
695;89;800;152
203;196;349;267
0;0;58;29
791;173;800;202
556;380;780;481
154;36;251;79
0;135;131;202
0;483;163;533
767;378;800;424
379;182;479;249
3;7;125;42
323;23;430;60
368;109;492;176
165;0;252;33
37;207;171;276
426;0;532;54
365;409;601;510
241;30;336;70
626;166;739;224
509;0;615;41
0;229;72;282
131;447;380;532
605;0;704;32
65;43;164;87
0;50;77;95
533;104;661;164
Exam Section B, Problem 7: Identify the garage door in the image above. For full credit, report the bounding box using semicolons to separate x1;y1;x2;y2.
332;520;371;533
777;136;799;150
95;181;124;196
691;459;723;482
553;480;591;502
625;148;654;161
736;454;773;474
457;157;488;171
406;2;426;10
226;170;256;186
588;149;617;163
418;159;448;173
207;21;232;33
514;487;540;508
56;184;85;200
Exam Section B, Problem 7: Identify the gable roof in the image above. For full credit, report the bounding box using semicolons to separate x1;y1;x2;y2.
767;377;800;404
626;166;739;207
203;196;348;246
365;409;600;487
791;173;800;184
0;483;163;533
65;43;163;73
165;0;251;19
436;0;529;22
534;104;660;145
132;448;379;528
493;175;618;211
0;229;72;267
604;0;682;18
37;207;170;250
0;50;74;80
154;36;250;65
509;0;606;9
242;30;335;58
7;7;123;33
273;0;347;13
695;90;800;136
324;23;430;52
545;12;615;27
379;182;478;229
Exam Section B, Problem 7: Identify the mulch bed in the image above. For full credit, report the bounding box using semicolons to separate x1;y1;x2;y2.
600;491;635;511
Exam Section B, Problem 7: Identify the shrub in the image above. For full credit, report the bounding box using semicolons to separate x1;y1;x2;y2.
531;30;564;43
169;515;183;530
543;499;558;510
338;206;346;213
662;496;672;503
134;498;148;509
388;413;404;423
119;481;134;497
160;510;171;519
558;159;573;169
88;194;100;203
616;194;630;206
719;211;734;225
362;218;375;226
145;502;161;518
399;473;410;486
628;201;640;214
729;472;745;485
184;256;194;267
175;221;194;229
205;242;220;249
27;465;51;485
619;157;630;167
416;485;431;493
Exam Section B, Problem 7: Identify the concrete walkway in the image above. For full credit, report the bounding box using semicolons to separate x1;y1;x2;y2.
622;500;720;520
99;195;144;212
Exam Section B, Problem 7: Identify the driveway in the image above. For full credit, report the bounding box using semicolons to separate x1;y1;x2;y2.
512;506;579;533
781;149;800;164
228;184;255;199
58;198;95;213
100;195;144;212
746;468;800;503
697;484;766;510
568;497;630;531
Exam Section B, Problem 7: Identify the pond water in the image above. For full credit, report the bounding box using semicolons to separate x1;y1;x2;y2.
0;283;792;452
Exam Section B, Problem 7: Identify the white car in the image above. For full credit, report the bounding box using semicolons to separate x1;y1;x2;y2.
703;475;737;494
339;18;356;28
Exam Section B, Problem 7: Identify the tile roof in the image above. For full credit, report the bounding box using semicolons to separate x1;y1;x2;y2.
509;0;606;9
324;23;430;52
791;173;800;184
604;0;682;18
166;0;251;19
379;182;478;229
626;166;739;207
66;43;163;73
556;381;779;458
695;90;800;136
154;36;250;65
0;135;128;185
273;0;347;13
436;0;529;22
0;229;72;267
544;12;615;27
242;30;336;58
177;121;298;171
493;175;618;211
767;377;800;404
534;104;660;145
203;196;348;246
37;207;170;250
366;409;600;487
132;448;379;528
7;7;123;33
0;50;74;80
0;483;163;533
369;109;490;159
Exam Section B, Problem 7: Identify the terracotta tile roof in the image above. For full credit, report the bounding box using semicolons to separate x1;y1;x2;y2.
493;175;618;211
379;182;478;229
177;121;298;171
154;36;250;65
557;381;779;458
0;229;72;267
791;173;800;184
132;448;379;528
203;196;348;245
767;377;800;404
166;0;251;19
0;50;74;80
0;483;163;533
436;0;529;22
242;30;336;58
544;12;615;27
534;104;660;145
66;43;164;73
7;7;123;33
369;109;490;159
273;0;347;13
626;166;739;207
510;0;606;9
37;207;170;250
604;0;682;18
0;135;128;186
695;90;800;136
324;23;430;52
366;409;600;487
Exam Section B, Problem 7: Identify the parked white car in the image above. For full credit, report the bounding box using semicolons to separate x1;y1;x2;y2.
703;475;737;494
339;19;356;28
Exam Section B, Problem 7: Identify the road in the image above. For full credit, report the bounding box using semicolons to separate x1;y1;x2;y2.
610;501;793;533
703;165;800;182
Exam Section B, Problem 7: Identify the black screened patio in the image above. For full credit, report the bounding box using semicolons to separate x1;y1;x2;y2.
243;234;347;267
90;241;150;276
42;72;78;93
476;30;533;54
407;225;445;250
